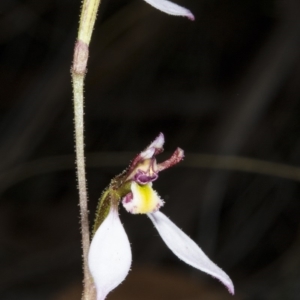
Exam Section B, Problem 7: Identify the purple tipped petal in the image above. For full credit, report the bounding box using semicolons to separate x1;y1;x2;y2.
157;147;184;171
147;211;234;294
143;0;195;20
89;208;132;300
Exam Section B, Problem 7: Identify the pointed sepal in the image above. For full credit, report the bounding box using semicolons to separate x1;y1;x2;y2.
143;0;195;20
88;208;132;300
147;211;234;294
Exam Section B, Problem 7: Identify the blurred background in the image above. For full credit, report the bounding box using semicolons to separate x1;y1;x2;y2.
1;0;300;299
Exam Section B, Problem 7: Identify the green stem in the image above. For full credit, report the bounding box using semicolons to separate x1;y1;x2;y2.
72;71;95;300
71;0;102;299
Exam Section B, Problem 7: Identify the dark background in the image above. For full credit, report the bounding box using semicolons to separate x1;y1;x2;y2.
1;0;300;299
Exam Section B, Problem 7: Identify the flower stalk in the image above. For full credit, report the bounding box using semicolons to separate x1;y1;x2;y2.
71;0;102;299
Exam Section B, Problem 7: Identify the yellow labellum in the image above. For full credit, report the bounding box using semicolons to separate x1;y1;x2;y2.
131;182;163;214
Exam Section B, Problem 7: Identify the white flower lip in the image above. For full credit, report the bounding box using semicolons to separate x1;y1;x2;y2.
88;208;132;300
147;211;234;295
143;0;195;20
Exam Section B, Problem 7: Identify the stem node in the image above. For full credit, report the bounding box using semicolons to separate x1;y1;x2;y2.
73;40;89;75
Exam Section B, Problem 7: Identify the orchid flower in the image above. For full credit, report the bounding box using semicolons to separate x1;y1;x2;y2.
88;133;234;300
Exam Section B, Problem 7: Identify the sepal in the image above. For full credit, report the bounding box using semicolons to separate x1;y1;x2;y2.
88;208;132;300
143;0;195;20
147;211;234;294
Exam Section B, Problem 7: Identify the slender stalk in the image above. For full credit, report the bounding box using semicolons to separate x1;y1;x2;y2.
72;73;96;300
71;0;102;299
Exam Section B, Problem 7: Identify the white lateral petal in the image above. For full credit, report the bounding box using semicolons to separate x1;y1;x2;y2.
143;0;195;20
89;208;132;300
147;211;234;294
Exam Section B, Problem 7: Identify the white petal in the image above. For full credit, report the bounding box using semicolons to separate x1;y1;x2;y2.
88;208;132;300
147;211;234;294
143;0;195;20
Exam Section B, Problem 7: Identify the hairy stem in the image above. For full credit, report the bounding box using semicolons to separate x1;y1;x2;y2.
71;0;102;299
72;72;96;300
